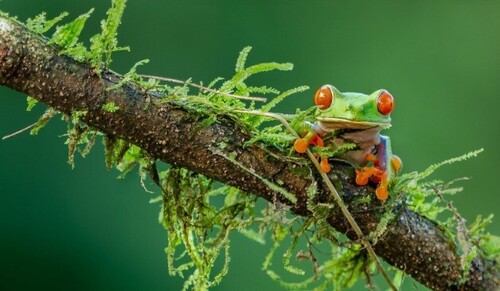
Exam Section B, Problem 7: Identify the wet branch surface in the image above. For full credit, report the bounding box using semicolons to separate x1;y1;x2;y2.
0;17;496;290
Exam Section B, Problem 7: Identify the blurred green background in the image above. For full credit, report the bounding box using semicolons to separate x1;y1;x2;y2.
1;0;499;290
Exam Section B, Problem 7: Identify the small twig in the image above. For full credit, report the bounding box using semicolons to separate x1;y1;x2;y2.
139;74;267;102
2;122;36;140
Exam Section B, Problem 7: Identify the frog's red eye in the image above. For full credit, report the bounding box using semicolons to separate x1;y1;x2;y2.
377;91;394;115
314;85;333;109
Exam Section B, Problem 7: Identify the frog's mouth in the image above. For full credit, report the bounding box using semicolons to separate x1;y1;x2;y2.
317;117;391;130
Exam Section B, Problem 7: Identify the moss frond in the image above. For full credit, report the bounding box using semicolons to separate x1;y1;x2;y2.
49;9;93;49
26;11;69;34
26;96;38;111
157;168;257;290
392;149;498;281
29;108;58;135
107;59;149;91
89;0;128;70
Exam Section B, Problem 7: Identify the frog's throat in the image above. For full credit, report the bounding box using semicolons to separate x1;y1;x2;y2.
317;117;391;131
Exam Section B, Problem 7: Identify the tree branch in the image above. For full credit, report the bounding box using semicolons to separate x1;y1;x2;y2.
0;16;496;290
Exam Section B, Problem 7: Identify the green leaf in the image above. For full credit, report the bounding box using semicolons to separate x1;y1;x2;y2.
116;144;142;178
247;85;279;95
26;96;38;111
235;46;252;72
107;59;149;91
246;62;293;75
191;115;217;136
49;9;94;48
260;86;309;113
27;12;69;34
239;229;266;245
30;108;58;135
89;0;128;69
102;101;120;112
469;214;494;236
414;149;484;183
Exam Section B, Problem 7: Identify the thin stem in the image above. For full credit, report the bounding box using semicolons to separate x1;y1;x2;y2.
233;110;397;291
139;74;267;102
2;122;36;140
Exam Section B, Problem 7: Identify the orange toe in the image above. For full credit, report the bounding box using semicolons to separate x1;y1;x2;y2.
311;134;324;147
375;186;388;201
375;172;389;201
391;155;403;175
294;138;308;153
320;157;331;173
355;170;369;185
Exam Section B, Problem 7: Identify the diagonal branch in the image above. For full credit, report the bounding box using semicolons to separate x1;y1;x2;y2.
0;16;496;290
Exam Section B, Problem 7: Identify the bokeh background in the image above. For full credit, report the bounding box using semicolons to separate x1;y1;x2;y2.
1;1;499;290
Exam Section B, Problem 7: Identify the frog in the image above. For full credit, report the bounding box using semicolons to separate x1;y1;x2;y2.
293;85;402;201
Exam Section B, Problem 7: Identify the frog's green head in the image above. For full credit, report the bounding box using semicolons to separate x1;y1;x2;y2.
314;85;395;130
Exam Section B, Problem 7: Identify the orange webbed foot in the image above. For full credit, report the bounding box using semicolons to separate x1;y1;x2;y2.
293;132;323;154
355;167;382;186
358;152;396;201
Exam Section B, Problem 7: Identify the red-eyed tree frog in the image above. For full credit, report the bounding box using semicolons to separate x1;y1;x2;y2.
293;85;402;201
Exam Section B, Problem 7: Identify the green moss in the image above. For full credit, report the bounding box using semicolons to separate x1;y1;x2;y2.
64;110;95;168
157;168;256;290
26;96;38;111
12;1;498;289
49;9;93;49
393;149;499;280
102;101;120;112
26;11;69;34
29;108;58;135
88;0;128;71
106;59;149;91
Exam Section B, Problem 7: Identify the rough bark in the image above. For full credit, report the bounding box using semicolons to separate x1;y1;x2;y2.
0;16;497;290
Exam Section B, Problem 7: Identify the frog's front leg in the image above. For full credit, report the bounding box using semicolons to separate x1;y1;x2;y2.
355;135;402;200
293;130;323;153
293;124;331;173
